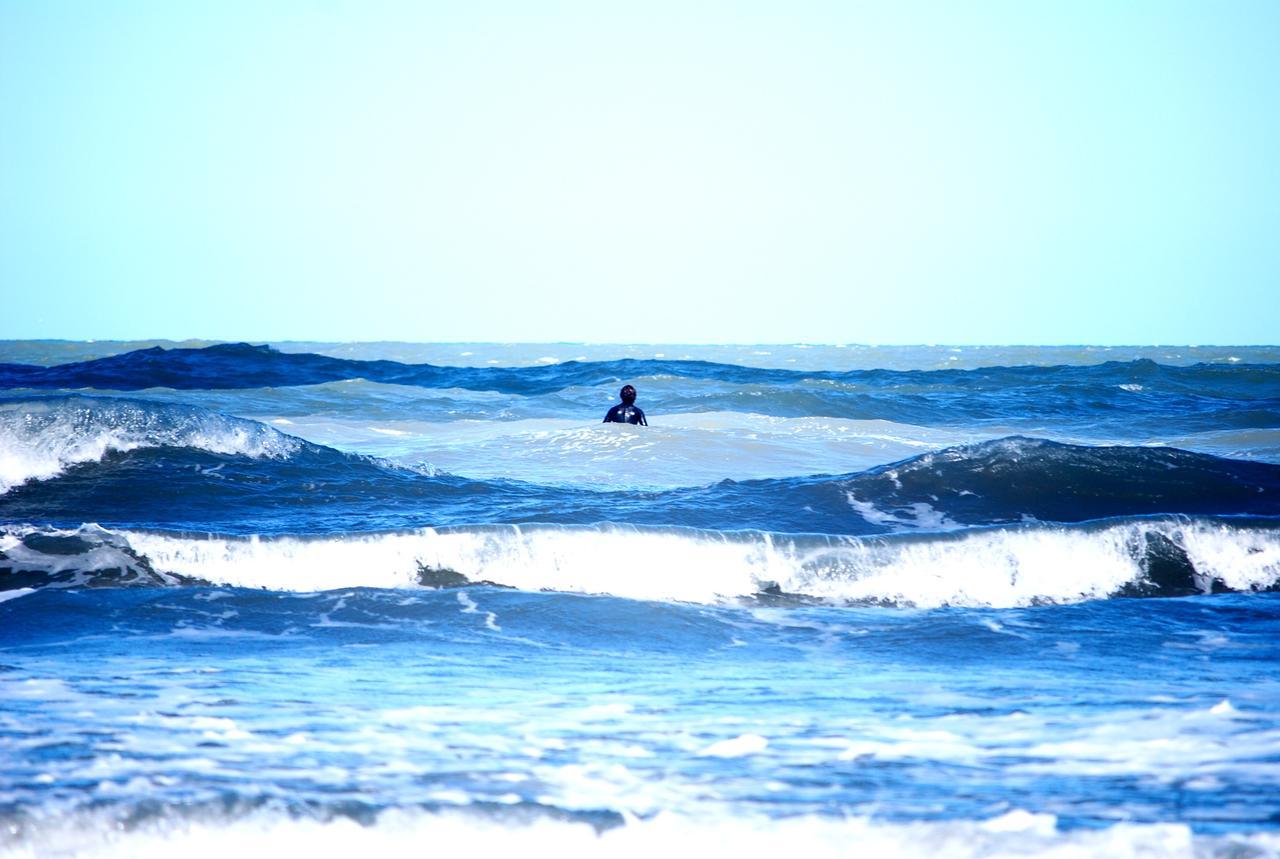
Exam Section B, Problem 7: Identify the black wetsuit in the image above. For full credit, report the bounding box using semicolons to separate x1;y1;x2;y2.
603;403;647;425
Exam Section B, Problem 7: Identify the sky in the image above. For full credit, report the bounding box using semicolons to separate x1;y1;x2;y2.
1;1;1277;345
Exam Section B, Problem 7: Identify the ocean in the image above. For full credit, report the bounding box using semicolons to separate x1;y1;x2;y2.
2;340;1279;858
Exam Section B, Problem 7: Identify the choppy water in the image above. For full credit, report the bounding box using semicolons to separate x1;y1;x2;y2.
2;341;1279;857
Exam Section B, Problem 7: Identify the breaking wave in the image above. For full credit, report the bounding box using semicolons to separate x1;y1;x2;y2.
0;395;299;493
4;517;1278;607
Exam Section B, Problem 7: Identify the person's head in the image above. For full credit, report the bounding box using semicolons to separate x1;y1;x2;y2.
619;385;637;405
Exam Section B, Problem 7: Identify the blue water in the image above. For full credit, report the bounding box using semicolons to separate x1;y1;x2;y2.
2;341;1279;858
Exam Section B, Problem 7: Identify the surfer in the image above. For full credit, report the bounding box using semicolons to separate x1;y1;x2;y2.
603;384;648;426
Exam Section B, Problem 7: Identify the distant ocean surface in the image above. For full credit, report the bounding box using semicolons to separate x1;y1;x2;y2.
2;341;1279;858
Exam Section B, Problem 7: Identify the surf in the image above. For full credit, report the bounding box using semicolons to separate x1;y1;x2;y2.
5;517;1279;607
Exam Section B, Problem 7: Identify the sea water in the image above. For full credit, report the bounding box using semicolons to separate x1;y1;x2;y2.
2;341;1279;858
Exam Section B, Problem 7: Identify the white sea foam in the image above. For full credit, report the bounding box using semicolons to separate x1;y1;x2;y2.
263;412;989;489
698;734;769;758
1;806;1275;859
7;518;1279;607
1180;522;1280;592
844;494;962;530
818;700;1280;787
0;525;193;588
0;397;300;493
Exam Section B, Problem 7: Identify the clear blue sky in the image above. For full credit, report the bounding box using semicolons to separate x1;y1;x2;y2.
2;1;1277;344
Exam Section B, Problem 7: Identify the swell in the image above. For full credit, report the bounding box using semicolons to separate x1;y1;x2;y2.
3;397;1279;535
4;518;1278;607
2;344;1279;433
842;436;1280;526
5;343;1279;397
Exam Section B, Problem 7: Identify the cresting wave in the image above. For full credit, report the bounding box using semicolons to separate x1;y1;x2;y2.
0;395;299;493
4;518;1278;607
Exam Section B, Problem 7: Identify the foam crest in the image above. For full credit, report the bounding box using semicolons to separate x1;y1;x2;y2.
780;519;1280;606
120;526;770;602
0;396;300;493
6;518;1279;607
1180;522;1280;591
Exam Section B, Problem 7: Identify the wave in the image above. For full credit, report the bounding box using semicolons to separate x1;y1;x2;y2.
0;395;300;494
0;342;634;394
3;397;1280;536
841;436;1280;525
3;343;1279;433
4;517;1278;607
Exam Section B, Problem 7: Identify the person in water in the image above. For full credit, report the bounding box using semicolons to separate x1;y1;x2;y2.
603;384;648;425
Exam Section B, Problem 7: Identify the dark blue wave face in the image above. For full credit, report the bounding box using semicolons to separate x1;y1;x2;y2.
842;437;1280;525
3;343;1279;435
